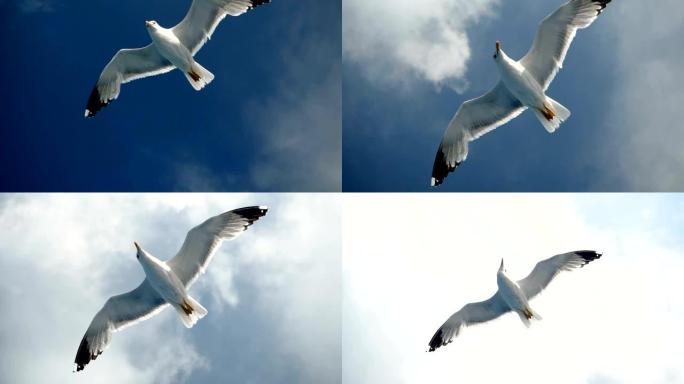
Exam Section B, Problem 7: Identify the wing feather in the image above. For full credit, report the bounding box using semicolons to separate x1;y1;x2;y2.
85;45;173;117
167;206;268;288
517;250;602;300
431;82;526;186
74;279;167;372
520;0;611;90
428;292;508;351
172;0;271;56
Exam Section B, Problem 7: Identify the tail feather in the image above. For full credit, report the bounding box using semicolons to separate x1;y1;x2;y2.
174;296;208;328
534;96;571;133
184;61;215;91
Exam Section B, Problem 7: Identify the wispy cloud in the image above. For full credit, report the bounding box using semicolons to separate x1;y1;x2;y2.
343;0;500;90
599;0;684;191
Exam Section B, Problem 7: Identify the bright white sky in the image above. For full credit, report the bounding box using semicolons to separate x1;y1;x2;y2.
343;194;684;384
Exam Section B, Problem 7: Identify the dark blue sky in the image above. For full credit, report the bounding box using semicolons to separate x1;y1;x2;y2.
0;0;340;192
342;0;633;191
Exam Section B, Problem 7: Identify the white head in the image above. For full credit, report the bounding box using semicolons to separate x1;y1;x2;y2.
134;241;149;263
145;20;159;30
493;40;502;60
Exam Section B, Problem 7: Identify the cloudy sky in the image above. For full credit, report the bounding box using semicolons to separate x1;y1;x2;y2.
343;0;684;191
0;194;341;383
0;0;340;192
343;194;684;383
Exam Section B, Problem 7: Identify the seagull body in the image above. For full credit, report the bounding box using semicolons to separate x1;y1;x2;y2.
84;0;271;117
74;206;268;372
431;0;612;187
428;250;601;352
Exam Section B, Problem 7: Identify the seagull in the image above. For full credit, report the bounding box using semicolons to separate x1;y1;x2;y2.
428;250;601;351
73;206;268;372
84;0;271;118
431;0;612;187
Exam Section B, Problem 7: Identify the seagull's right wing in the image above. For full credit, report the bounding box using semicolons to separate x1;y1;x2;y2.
85;45;174;117
172;0;271;56
431;82;526;187
518;250;602;300
167;206;268;288
74;279;167;372
520;0;611;91
428;292;509;351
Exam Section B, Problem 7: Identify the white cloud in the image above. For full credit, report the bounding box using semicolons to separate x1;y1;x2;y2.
342;194;684;383
599;0;684;190
343;0;500;89
0;194;340;383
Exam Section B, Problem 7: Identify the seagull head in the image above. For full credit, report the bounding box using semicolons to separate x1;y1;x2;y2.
134;241;144;260
493;41;501;59
498;258;506;272
145;20;157;29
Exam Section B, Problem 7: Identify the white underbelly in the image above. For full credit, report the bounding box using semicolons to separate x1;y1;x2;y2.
501;69;545;108
498;279;528;311
152;35;193;71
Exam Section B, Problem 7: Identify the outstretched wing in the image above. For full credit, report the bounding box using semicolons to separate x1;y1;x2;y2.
85;45;173;117
520;0;612;91
428;292;509;351
167;206;268;288
74;279;167;372
172;0;271;56
431;82;526;187
518;250;602;300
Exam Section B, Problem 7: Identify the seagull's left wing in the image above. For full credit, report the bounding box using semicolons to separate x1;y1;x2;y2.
85;45;174;117
74;279;167;372
428;292;509;351
521;0;611;91
517;250;601;300
172;0;271;56
431;82;526;187
167;206;268;288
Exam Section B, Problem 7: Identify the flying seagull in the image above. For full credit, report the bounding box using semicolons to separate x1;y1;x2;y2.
73;206;268;372
84;0;271;118
428;250;601;351
431;0;612;187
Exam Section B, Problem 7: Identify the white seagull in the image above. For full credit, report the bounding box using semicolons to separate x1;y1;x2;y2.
431;0;612;187
84;0;271;117
428;250;601;351
73;206;268;372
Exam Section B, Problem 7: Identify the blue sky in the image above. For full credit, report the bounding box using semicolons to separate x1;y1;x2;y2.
0;0;340;192
0;194;341;383
343;0;684;191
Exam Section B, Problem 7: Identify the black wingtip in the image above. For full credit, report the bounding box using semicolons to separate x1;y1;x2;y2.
74;336;91;372
84;85;109;118
431;148;460;187
248;0;271;10
574;250;602;266
594;0;612;15
233;206;269;225
428;328;444;352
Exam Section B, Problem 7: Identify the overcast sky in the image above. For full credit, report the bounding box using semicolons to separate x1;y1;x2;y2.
343;0;684;191
343;194;684;383
0;0;340;192
0;194;341;383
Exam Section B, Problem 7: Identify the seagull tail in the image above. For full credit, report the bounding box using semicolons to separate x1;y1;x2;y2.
184;61;215;91
174;296;208;328
517;307;542;327
534;96;571;133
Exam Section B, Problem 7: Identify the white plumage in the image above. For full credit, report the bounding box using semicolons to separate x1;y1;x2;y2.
431;0;611;187
84;0;271;117
73;206;268;372
428;250;601;352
